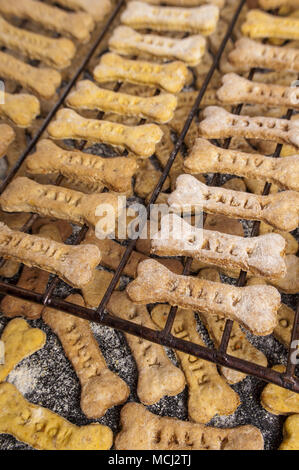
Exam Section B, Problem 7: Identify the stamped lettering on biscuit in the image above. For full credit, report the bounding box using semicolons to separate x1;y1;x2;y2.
26;140;137;194
151;304;240;422
67;80;177;124
108;291;185;405
108;26;206;66
229;38;299;73
93;53;189;94
151;214;287;280
0;0;95;43
217;73;299;110
0;16;76;69
0;318;46;382
185;138;299;192
168;174;299;232
115;403;264;450
43;294;129;418
0;382;113;450
0;222;101;288
199;106;299;148
121;2;219;35
0;176;123;233
126;259;281;336
48;109;163;157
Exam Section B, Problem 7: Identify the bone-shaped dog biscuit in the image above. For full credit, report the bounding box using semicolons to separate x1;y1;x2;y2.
107;291;185;405
0;318;46;382
51;0;111;21
259;0;299;8
151;214;286;280
47;109;163;157
108;26;206;66
26;140;137;194
199;106;299;148
121;2;219;35
93;53;189;94
0;382;113;450
168;174;299;232
126;259;281;336
115;403;264;450
261;365;299;416
217;73;299;110
43;294;129;418
0;0;94;43
67;80;177;124
0;92;40;128
242;10;299;40
185;138;299;192
229;38;299;73
0;222;101;288
0;16;76;69
270;254;299;294
0;176;122;232
151;304;240;422
280;415;299;450
0;52;61;100
0;124;15;159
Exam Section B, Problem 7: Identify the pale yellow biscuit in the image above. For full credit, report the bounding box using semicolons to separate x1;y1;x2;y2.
0;124;15;159
48;109;163;157
242;9;299;40
0;382;113;450
0;318;46;382
0;92;40;128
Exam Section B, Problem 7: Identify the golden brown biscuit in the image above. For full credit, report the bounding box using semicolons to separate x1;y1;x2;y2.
199;106;299;148
274;304;295;347
0;52;61;100
0;124;15;159
0;222;101;288
280;415;299;450
217;73;299;110
261;365;299;415
50;0;111;21
126;259;281;336
242;10;299;40
0;177;122;234
26;140;137;194
108;292;186;405
43;294;129;418
0;16;76;69
0;0;94;43
0;92;40;128
66;80;177;124
48;109;163;157
259;0;299;8
185;138;299;192
81;269;117;308
151;304;240;421
140;0;224;5
82;229;183;277
259;221;298;255
229;38;299;73
108;26;206;66
0;382;113;450
115;403;264;450
121;2;219;34
93;53;189;94
169;174;299;232
270;254;299;294
0;318;46;382
151;214;286;280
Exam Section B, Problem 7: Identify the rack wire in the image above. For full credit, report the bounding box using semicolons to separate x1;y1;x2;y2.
0;0;298;392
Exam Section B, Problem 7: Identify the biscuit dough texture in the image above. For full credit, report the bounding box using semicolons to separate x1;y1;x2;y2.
242;10;299;40
0;382;113;450
43;294;130;418
0;124;15;159
126;259;281;336
0;92;40;128
115;403;264;450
